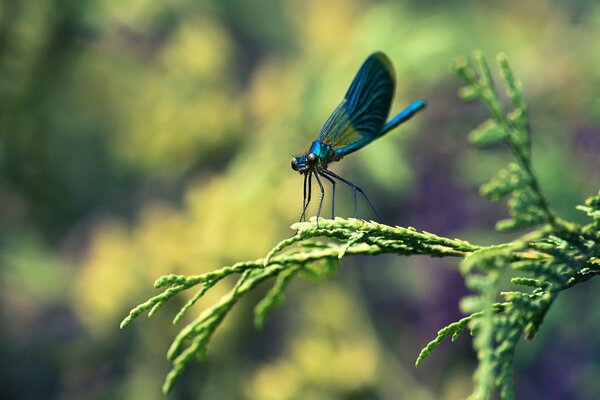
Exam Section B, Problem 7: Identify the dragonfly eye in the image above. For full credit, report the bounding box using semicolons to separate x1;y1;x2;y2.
307;153;317;165
291;158;299;171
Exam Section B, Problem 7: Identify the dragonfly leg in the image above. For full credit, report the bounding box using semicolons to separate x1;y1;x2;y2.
319;170;336;219
313;170;326;227
299;171;312;222
321;169;381;221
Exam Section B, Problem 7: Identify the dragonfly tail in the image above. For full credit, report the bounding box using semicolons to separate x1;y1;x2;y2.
380;99;426;136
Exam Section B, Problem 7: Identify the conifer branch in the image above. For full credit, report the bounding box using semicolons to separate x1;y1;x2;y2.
419;52;600;399
454;51;568;234
121;218;482;392
120;51;599;398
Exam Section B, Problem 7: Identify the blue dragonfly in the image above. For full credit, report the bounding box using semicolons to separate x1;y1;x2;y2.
291;52;426;223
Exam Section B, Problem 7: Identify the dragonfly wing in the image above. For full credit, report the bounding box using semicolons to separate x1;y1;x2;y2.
319;52;395;156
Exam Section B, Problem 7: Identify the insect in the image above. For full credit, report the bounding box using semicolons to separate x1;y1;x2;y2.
291;52;426;223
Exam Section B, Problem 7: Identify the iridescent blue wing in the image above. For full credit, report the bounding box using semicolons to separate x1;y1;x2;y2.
318;52;395;156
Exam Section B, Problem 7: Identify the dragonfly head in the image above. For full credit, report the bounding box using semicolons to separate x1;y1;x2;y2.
291;153;317;174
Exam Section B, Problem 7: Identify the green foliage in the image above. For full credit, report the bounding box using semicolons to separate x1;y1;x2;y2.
456;51;562;233
418;51;600;399
121;52;599;397
121;218;481;393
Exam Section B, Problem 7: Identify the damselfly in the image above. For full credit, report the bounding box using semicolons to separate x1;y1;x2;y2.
291;52;426;222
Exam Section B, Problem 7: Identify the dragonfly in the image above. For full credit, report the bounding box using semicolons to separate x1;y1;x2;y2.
291;52;426;223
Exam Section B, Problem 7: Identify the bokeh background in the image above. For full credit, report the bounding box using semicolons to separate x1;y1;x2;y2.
1;0;599;399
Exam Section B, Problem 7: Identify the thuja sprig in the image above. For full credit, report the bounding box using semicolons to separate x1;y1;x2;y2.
121;218;483;393
454;51;565;233
121;51;599;398
415;52;600;400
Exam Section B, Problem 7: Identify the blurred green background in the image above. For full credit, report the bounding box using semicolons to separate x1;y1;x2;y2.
1;0;599;399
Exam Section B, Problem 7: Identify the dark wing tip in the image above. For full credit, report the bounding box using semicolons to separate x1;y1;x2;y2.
367;52;395;81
